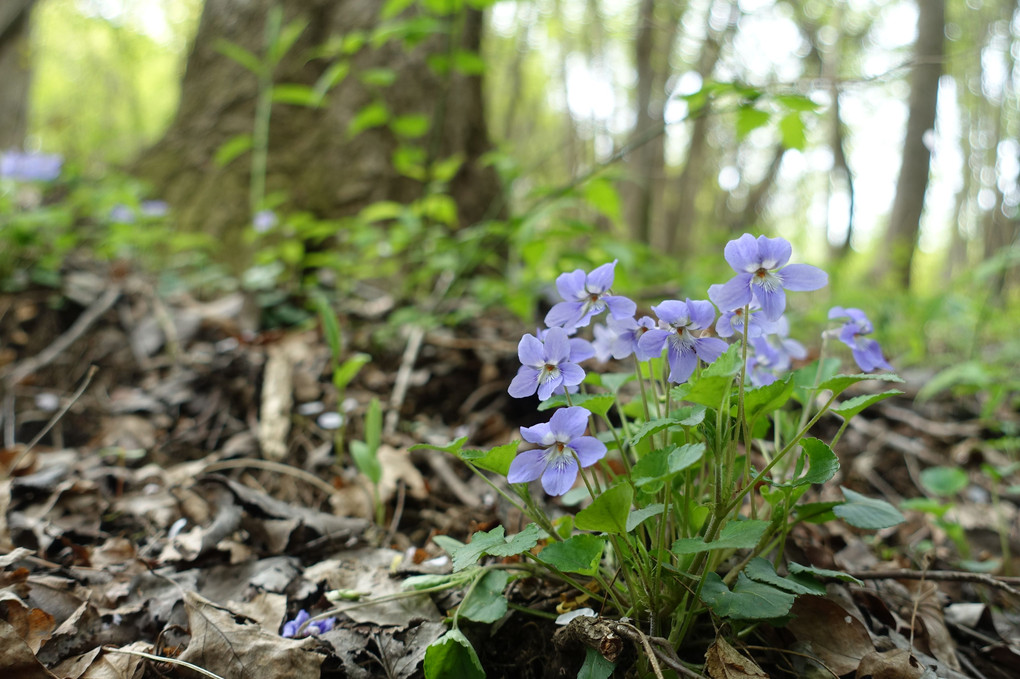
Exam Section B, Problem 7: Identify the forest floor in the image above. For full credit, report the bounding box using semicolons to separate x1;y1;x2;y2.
1;262;1019;679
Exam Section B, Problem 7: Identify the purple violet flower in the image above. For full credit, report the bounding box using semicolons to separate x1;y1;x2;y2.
638;299;728;384
253;209;278;233
140;200;169;217
508;327;586;400
0;150;63;182
282;609;335;637
828;307;892;372
592;315;658;362
712;300;773;339
709;234;828;321
545;260;637;330
746;316;807;386
507;406;607;496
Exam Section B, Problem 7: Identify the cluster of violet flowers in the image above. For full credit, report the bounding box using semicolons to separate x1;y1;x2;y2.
505;233;891;496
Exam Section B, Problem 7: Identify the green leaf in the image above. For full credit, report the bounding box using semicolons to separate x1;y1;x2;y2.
575;483;633;534
787;562;864;586
333;353;370;391
578;648;616;679
485;523;543;557
459;570;509;623
214;134;253;167
833;487;905;529
673;375;732;409
779;111;807;150
458;440;518;477
627;418;681;448
671;519;768;555
270;18;308;65
215;40;263;75
700;572;796;620
538;393;615;418
364;397;382;456
360;67;398;87
446;524;542;571
431;155;465;183
402;572;467;590
381;0;417;20
391;114;431;138
626;503;665;532
919;466;968;497
348;101;390;135
704;343;743;377
359;201;406;223
792;358;841;405
771;437;838;488
793;501;839;523
743;377;794;422
271;83;321;107
830;390;904;421
424;629;484;679
409;436;468;455
631;443;705;488
776;94;820;112
451;49;486;75
583;178;621;221
312;293;342;362
350;440;382;485
598;372;634;394
744;557;824;595
419;194;458;225
314;61;350;98
736;107;770;139
817;373;905;399
538;534;606;575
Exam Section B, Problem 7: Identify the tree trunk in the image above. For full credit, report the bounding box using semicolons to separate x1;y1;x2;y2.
0;0;35;150
135;0;500;258
880;0;944;288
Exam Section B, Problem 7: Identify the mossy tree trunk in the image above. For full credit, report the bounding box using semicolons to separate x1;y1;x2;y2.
135;0;501;268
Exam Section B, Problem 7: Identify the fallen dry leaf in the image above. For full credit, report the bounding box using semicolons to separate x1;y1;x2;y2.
705;635;769;678
0;589;55;652
177;590;325;679
787;595;875;676
52;641;149;679
855;648;924;679
0;618;57;679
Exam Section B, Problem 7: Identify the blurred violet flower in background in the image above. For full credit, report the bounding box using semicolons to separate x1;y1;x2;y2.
253;209;278;233
745;316;807;386
592;315;658;362
282;609;335;637
712;300;772;339
508;327;585;400
110;204;136;223
545;260;637;330
638;299;728;384
0;150;63;182
140;200;169;217
828;307;892;372
709;234;828;321
507;406;606;496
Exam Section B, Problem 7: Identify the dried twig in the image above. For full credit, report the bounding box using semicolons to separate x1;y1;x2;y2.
842;568;1020;598
7;365;98;474
202;457;339;498
101;646;225;679
1;286;120;387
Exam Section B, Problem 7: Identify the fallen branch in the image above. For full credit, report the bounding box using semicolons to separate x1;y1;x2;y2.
843;568;1020;598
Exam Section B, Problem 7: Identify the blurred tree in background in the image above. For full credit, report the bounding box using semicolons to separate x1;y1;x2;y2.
0;0;36;149
134;0;502;252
